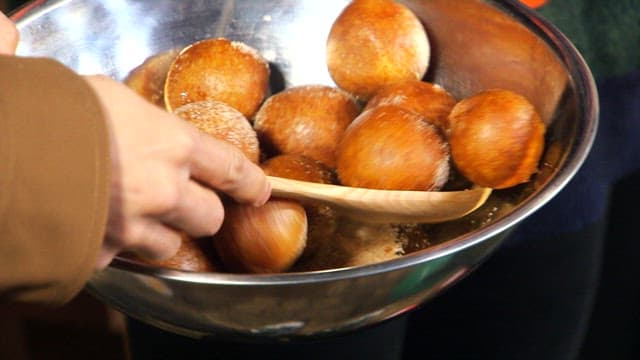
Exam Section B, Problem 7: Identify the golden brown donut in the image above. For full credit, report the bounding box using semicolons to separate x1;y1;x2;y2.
124;49;179;108
261;153;335;185
326;0;430;100
261;154;338;261
254;85;360;168
129;233;220;272
173;100;260;163
336;105;450;191
448;89;546;189
213;199;307;274
365;80;456;134
164;38;270;118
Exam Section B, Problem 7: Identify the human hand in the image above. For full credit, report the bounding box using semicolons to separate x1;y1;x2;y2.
0;11;19;55
85;76;271;269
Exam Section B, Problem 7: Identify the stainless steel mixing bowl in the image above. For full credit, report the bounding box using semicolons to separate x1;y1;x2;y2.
13;0;598;340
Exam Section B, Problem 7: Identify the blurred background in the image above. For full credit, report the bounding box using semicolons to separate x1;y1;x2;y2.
0;293;129;359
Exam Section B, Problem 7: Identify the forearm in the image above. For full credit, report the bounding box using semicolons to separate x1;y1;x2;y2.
0;55;110;305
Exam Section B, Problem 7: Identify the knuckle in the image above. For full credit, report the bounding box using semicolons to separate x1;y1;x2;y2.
171;126;198;163
152;185;181;215
221;146;250;190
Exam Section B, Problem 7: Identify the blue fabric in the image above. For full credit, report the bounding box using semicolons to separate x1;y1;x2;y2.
507;70;640;245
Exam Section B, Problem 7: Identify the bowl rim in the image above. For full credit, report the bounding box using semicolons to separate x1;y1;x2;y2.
13;0;598;286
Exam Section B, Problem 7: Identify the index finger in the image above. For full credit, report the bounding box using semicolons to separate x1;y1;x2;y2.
189;127;271;206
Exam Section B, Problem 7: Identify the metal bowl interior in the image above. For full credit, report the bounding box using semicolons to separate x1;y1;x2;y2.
13;0;597;340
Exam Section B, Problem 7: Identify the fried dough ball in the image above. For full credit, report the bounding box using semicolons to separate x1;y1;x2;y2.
326;0;430;100
129;233;220;272
173;100;260;163
336;105;450;191
254;85;360;167
214;199;307;273
124;49;179;108
262;154;338;260
448;89;546;189
365;80;456;134
164;38;270;118
261;154;335;184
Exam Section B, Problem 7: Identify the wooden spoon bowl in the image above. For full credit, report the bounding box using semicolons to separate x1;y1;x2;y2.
268;176;492;224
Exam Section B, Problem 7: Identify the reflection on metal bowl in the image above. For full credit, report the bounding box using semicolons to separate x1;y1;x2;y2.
14;0;597;340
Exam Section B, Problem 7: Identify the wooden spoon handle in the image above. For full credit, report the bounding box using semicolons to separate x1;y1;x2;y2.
267;176;492;224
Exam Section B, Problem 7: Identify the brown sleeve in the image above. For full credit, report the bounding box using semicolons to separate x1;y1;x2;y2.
0;55;110;305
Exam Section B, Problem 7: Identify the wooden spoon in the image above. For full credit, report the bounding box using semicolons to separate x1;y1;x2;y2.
267;176;492;224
